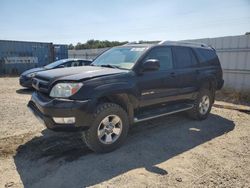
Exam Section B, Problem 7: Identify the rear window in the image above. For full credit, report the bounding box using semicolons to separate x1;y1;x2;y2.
173;47;198;68
193;48;218;64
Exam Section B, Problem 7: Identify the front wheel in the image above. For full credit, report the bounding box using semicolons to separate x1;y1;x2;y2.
188;89;213;120
82;103;129;153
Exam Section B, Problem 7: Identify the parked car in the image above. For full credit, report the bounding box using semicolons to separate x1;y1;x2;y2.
28;41;224;153
19;58;92;88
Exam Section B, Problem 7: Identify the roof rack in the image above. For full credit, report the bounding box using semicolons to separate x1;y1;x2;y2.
158;40;213;49
123;41;140;45
123;40;215;50
123;41;161;46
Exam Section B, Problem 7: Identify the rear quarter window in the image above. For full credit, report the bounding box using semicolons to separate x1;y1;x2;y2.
193;48;219;65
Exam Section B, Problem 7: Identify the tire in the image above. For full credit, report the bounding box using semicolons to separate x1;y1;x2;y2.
187;88;213;120
82;103;129;153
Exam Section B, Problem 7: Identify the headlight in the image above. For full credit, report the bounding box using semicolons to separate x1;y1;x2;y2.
50;82;83;98
27;73;36;78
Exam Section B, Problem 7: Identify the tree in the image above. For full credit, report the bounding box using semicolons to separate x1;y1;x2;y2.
68;44;74;50
69;40;128;50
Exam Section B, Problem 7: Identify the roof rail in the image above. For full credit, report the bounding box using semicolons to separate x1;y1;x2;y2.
123;41;161;46
123;41;139;46
159;40;213;49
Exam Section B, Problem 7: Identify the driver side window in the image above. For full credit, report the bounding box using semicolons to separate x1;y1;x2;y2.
63;61;80;67
144;47;173;70
71;61;81;67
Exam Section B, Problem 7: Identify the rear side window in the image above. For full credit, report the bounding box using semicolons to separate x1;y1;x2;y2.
63;61;73;67
193;48;218;64
64;61;81;67
81;60;92;65
71;61;81;67
173;47;198;68
144;47;173;70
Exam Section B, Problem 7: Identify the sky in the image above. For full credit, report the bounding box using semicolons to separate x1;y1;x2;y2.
0;0;250;45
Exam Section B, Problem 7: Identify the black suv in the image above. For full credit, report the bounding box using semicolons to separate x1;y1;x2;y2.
28;41;224;153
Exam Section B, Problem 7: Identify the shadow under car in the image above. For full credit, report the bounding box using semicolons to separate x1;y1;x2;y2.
14;113;235;188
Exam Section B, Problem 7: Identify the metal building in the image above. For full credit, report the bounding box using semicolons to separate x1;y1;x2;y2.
0;40;68;74
53;44;68;61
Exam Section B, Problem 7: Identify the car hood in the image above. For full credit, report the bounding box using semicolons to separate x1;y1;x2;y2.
21;67;46;76
35;66;129;82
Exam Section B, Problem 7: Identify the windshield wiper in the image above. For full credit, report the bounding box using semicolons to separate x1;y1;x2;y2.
100;64;120;69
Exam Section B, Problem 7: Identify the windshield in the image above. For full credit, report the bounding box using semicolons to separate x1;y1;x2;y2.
92;47;147;69
44;59;68;69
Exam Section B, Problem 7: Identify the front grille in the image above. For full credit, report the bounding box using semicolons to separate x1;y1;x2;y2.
32;77;50;93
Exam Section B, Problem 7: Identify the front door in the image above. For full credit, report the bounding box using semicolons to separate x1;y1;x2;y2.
137;46;179;107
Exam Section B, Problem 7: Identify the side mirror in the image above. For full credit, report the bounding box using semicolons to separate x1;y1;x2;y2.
142;59;160;72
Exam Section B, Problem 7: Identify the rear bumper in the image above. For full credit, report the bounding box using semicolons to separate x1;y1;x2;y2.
217;79;224;90
19;76;32;88
28;92;92;131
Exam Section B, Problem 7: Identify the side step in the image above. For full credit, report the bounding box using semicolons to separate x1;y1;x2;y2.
134;103;193;123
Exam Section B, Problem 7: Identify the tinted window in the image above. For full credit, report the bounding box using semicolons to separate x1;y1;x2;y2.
63;61;80;67
81;60;91;65
194;48;218;64
44;59;68;69
63;61;72;67
144;47;173;70
71;61;81;67
173;47;197;68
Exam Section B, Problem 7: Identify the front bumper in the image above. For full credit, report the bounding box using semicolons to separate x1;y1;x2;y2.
28;92;92;131
19;76;32;88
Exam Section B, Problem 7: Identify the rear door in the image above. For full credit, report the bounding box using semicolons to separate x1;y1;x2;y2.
172;46;199;96
137;46;179;107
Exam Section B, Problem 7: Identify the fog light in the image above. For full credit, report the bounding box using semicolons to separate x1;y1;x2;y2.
53;117;75;124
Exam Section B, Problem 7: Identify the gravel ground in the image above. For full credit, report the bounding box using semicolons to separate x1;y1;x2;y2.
0;77;250;188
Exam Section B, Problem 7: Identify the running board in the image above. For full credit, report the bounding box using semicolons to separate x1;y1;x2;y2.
134;104;193;123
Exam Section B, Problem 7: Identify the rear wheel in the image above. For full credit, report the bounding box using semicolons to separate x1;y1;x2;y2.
188;88;213;120
82;103;129;153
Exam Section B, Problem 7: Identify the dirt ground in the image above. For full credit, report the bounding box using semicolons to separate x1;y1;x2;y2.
0;77;250;188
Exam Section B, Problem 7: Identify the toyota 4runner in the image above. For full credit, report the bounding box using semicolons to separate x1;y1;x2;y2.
28;41;224;153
